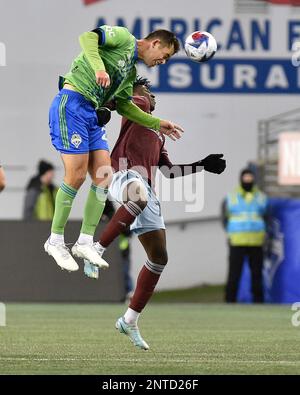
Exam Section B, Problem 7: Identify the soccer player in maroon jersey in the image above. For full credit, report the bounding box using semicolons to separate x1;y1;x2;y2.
84;77;226;350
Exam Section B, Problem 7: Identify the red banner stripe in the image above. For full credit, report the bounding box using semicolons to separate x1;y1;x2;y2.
83;0;104;6
265;0;300;5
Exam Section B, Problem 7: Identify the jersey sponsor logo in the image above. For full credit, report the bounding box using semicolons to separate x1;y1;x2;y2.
104;25;116;38
71;133;82;148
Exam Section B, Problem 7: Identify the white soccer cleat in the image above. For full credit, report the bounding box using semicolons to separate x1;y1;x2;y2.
44;239;79;272
71;242;109;269
115;317;149;351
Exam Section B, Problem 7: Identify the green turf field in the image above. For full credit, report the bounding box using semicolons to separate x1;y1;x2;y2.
0;303;300;375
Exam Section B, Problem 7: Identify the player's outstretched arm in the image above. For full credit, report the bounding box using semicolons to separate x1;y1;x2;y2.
116;99;183;140
79;32;110;88
198;154;226;174
159;152;226;178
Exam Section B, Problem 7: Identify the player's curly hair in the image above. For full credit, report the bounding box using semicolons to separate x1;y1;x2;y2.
133;76;151;90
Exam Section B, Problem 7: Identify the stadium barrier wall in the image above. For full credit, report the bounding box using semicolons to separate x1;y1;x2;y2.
131;217;228;290
0;221;125;302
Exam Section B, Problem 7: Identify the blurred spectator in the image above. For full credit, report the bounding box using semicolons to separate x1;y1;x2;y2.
222;168;268;303
0;165;5;192
23;160;58;220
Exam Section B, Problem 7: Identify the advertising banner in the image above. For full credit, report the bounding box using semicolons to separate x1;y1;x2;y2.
238;198;300;303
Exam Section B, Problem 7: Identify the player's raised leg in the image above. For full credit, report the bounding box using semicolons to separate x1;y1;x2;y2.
72;149;111;268
83;175;148;278
100;180;147;247
89;177;148;255
116;229;168;350
45;153;89;271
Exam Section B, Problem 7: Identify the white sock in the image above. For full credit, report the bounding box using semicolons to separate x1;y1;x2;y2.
77;233;93;245
124;307;140;325
49;233;64;246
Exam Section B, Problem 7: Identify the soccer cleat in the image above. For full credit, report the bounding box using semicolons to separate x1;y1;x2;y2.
71;242;109;269
115;317;149;351
93;241;106;257
44;239;79;272
83;259;99;279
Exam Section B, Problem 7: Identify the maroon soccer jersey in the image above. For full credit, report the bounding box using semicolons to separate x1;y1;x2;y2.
111;96;173;186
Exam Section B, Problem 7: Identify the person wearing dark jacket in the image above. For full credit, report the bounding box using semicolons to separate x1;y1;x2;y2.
23;160;58;220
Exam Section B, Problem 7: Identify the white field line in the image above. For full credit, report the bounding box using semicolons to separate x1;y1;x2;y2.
0;357;300;365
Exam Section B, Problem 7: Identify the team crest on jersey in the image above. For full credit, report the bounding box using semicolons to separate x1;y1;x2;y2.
118;60;125;68
71;133;82;148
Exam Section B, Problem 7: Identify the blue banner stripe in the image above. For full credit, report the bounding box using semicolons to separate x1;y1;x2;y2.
149;58;300;94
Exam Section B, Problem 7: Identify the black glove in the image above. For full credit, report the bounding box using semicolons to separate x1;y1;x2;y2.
199;154;226;174
97;107;111;127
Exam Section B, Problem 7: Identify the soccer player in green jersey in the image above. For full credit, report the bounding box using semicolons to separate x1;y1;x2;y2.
45;26;183;271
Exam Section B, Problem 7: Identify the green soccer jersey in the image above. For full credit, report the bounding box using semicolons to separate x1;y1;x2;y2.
63;25;160;130
65;25;137;109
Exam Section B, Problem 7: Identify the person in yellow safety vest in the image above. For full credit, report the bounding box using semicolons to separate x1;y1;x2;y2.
221;168;268;303
23;160;58;221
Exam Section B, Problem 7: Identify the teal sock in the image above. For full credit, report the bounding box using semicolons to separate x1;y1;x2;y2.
51;182;77;235
80;184;108;236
